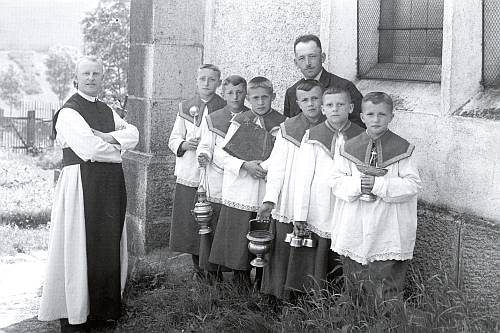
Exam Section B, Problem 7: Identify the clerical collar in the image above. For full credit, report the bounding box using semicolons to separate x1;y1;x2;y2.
365;129;388;141
304;69;323;81
231;110;243;117
250;109;271;118
325;120;349;133
77;90;98;102
306;117;321;127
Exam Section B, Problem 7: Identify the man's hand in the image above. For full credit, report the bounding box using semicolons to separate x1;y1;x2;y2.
256;202;274;221
294;221;307;237
92;129;118;144
181;137;200;151
197;152;210;167
360;174;375;194
242;160;267;179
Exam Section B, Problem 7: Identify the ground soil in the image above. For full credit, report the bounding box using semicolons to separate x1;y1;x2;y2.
0;248;192;333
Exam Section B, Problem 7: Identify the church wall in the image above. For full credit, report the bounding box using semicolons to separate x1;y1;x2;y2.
203;0;322;112
127;0;500;313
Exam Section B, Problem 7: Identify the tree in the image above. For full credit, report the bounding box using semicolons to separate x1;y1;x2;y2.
45;45;80;104
0;65;23;109
80;0;130;103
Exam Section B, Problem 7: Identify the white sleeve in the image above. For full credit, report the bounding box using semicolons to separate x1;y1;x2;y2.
56;108;122;163
262;129;288;204
109;110;139;151
371;153;421;202
328;152;362;202
196;115;214;160
168;112;187;156
219;123;246;176
293;138;316;222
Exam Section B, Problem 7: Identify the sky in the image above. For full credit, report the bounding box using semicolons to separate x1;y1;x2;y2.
0;0;99;51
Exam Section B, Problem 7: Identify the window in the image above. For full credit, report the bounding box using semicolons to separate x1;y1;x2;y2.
358;0;444;82
483;0;500;87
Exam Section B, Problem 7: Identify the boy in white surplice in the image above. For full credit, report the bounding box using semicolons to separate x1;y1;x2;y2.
329;91;421;311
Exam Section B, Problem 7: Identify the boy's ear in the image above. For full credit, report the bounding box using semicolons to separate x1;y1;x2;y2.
360;112;366;124
321;105;326;115
217;78;222;87
271;93;276;101
321;52;326;63
348;103;354;114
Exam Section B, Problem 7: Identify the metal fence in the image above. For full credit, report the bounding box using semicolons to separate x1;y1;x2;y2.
0;101;60;152
483;0;500;87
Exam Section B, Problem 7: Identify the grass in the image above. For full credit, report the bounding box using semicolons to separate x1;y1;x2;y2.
0;147;59;257
0;223;49;257
1;147;500;332
104;256;499;333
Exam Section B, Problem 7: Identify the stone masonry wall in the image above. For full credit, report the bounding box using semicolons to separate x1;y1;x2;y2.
204;0;321;112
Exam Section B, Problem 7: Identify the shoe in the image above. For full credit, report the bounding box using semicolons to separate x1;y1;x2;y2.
60;318;88;333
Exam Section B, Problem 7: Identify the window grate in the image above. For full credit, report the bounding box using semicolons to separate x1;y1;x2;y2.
358;0;443;82
483;0;500;87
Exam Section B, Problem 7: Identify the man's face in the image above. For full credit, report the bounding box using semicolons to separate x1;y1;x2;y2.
223;83;246;113
197;68;221;100
296;86;323;122
294;40;325;79
75;59;103;97
322;92;353;129
360;101;394;139
247;87;275;115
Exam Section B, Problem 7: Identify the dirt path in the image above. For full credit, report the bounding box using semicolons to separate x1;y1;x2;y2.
0;248;192;333
0;251;59;332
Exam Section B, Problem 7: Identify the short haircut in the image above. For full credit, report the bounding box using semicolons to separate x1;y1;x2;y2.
294;34;322;53
222;75;247;92
296;80;324;95
362;92;393;112
199;64;222;79
75;55;104;74
323;85;351;104
247;76;273;95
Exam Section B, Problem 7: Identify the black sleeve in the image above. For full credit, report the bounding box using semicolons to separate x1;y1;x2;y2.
284;89;291;118
176;141;186;157
346;82;365;129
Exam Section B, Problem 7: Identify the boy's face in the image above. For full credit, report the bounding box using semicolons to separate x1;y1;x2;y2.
296;86;323;122
294;40;326;80
321;92;353;129
223;83;246;112
360;101;394;139
247;87;275;115
197;68;221;100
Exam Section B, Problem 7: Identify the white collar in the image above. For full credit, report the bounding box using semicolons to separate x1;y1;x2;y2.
77;90;98;102
304;69;323;81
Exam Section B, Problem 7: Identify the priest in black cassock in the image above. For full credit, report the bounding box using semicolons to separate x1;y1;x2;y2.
38;55;139;333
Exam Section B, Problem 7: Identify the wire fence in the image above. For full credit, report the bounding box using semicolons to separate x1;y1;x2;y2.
0;101;60;152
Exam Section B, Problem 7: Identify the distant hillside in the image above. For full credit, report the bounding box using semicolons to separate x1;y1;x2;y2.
0;0;98;51
0;51;74;116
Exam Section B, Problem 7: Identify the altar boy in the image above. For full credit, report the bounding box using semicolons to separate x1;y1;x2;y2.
209;76;286;291
196;75;249;282
290;86;364;295
257;80;325;301
168;64;226;280
329;92;421;310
